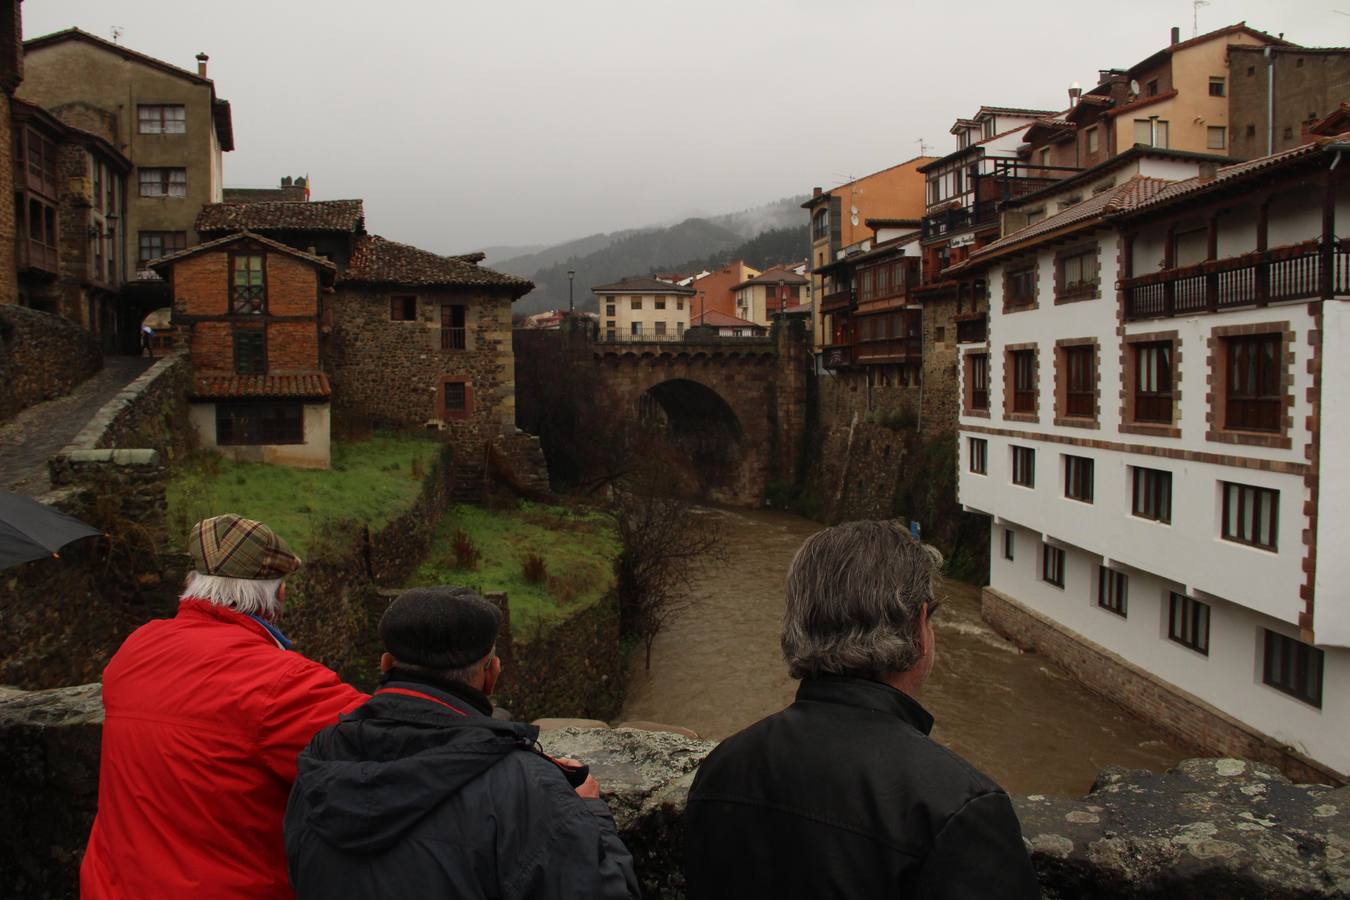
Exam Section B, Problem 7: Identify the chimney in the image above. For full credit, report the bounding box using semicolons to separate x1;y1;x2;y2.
1170;27;1180;45
281;176;292;187
1068;81;1083;105
196;52;209;77
813;186;822;197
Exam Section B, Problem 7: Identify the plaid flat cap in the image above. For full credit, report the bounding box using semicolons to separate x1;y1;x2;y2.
189;514;302;580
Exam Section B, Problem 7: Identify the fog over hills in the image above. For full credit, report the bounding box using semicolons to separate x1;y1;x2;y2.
497;195;809;314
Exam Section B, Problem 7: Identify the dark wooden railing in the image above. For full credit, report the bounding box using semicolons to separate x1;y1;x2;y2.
17;239;58;274
441;326;467;350
1135;393;1173;424
1065;391;1094;417
854;335;921;364
820;288;853;312
1124;240;1350;320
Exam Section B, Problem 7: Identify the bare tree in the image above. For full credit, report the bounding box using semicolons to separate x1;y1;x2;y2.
608;454;725;671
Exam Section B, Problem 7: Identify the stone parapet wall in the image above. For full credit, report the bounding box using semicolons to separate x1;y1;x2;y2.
982;587;1344;787
70;354;189;459
2;687;1345;900
0;304;101;422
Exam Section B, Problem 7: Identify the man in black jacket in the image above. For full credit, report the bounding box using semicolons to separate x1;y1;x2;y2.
284;586;640;899
685;520;1041;899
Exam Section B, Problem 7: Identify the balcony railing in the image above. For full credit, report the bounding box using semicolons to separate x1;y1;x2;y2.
820;288;853;312
440;326;467;350
922;200;997;240
1123;241;1350;320
17;239;58;274
854;335;921;364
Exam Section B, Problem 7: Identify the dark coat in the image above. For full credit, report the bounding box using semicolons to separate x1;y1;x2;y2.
284;675;640;900
684;675;1041;899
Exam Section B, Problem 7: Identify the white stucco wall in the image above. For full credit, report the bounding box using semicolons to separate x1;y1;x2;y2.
190;401;331;469
1315;301;1350;647
991;523;1349;776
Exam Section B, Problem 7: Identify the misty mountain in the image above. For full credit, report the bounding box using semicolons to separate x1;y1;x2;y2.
508;194;809;314
478;242;547;263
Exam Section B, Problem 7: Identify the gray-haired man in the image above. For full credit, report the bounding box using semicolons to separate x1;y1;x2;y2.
685;520;1041;899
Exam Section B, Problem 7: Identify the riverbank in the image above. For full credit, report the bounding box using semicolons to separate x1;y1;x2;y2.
622;506;1191;796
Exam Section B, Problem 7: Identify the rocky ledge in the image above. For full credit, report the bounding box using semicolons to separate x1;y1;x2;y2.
2;685;1346;899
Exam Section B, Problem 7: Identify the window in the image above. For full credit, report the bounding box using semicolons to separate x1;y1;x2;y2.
232;329;265;374
1222;483;1278;550
1207;126;1226;150
606;303;616;317
860;269;874;302
1226;334;1281;431
1168;593;1210;654
1134;342;1173;423
1132;118;1169;148
1003;529;1014;560
441;304;466;350
655;299;666;310
390;296;417;321
1172;226;1208;267
812;209;829;241
1097;567;1127;616
630;322;643;336
631;298;643;311
1132;467;1172;523
1012;445;1035;488
442;381;467;414
969;438;987;474
1058;248;1098;295
655;321;667;336
982;117;995;139
1041;543;1065;588
1064;455;1094;503
677;298;685;311
216;402;303;445
138;104;186;134
1006;266;1036;307
1146;79;1158;97
1064;345;1094;417
1011;350;1036;413
1086;126;1099;154
91;159;103;212
677;322;685;335
968;354;989;411
138;167;187;197
1262;630;1323;707
230;254;265;314
1208;77;1226;97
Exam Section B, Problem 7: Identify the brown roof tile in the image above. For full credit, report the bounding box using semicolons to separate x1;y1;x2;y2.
192;373;332;400
147;230;336;277
340;235;533;295
196;200;365;234
1118;141;1332;217
591;276;697;294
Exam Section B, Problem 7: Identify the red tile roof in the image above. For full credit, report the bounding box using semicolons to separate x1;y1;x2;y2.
968;175;1171;262
192;373;332;400
196;200;365;234
340;235;533;295
692;310;764;328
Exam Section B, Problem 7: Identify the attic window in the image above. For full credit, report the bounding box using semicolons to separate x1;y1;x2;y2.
1146;79;1158;96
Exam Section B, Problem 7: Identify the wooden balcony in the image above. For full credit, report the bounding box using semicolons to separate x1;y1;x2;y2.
1123;240;1350;320
820;288;853;313
17;239;58;275
854;335;921;365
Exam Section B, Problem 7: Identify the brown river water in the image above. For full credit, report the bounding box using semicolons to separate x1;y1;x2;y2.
621;506;1190;796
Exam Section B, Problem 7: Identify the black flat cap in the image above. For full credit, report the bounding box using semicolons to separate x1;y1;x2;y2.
379;586;501;670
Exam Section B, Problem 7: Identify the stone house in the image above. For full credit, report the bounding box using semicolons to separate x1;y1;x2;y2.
18;28;235;350
194;198;535;470
12;97;130;349
152;231;335;468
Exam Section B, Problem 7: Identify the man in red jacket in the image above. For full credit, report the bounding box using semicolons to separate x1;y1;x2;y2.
81;514;367;899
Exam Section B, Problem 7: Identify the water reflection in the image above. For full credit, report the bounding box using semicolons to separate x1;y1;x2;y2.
621;506;1190;796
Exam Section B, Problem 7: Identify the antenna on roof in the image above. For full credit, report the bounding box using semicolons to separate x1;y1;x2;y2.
916;137;932;156
1192;0;1210;37
110;25;124;44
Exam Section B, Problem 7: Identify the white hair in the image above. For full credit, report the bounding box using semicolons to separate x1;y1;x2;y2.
182;571;284;619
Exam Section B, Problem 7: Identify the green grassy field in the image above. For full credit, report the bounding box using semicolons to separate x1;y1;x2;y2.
407;503;619;638
165;433;440;558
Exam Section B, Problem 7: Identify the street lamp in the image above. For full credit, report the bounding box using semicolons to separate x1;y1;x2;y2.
567;269;575;314
777;277;786;318
698;290;705;328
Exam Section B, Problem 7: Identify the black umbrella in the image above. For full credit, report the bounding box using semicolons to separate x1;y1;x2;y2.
0;490;104;570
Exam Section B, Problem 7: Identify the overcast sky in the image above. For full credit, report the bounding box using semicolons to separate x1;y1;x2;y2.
26;1;1338;257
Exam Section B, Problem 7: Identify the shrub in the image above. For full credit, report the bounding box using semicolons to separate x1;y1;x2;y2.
410;454;426;481
451;529;481;570
521;552;548;584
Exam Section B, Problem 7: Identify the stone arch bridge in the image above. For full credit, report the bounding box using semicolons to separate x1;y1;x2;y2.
514;322;809;505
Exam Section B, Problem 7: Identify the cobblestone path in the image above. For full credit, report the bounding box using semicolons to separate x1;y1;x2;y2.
0;357;154;497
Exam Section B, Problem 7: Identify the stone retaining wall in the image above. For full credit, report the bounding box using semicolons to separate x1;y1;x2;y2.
2;686;1344;900
0;304;101;423
983;586;1344;787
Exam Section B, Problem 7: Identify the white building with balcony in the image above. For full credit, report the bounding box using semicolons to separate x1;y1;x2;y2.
956;138;1350;782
